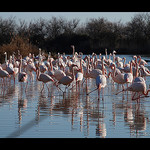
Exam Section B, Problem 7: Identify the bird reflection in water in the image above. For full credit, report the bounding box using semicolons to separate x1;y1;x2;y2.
129;102;147;138
18;82;28;124
96;99;106;138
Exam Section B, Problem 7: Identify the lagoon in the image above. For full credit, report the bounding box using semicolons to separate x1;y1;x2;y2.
1;55;150;138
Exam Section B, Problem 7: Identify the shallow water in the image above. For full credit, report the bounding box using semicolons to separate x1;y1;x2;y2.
1;55;150;138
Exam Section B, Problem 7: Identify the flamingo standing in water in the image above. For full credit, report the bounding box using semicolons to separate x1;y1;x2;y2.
37;63;54;93
116;61;150;101
87;57;107;100
18;55;28;92
75;58;83;91
110;62;133;90
0;65;10;87
116;78;150;101
56;64;77;93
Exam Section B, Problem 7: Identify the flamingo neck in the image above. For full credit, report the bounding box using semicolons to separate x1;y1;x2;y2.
138;56;141;65
135;63;139;77
102;60;104;75
123;58;126;68
112;64;116;77
19;57;22;73
105;49;107;60
143;89;150;96
50;60;53;72
5;53;7;64
71;67;75;80
37;67;41;81
130;61;133;74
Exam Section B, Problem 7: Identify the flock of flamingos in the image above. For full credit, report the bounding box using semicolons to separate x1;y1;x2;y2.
0;45;150;102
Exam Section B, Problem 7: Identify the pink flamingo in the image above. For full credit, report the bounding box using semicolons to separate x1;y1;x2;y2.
0;65;10;87
116;61;150;100
37;63;54;93
116;78;150;100
56;64;77;93
110;62;133;90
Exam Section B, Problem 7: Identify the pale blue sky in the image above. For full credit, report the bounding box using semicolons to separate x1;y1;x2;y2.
0;12;141;24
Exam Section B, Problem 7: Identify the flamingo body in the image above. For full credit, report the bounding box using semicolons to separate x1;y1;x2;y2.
124;73;133;83
96;75;107;88
75;72;83;82
0;69;9;78
54;70;66;81
58;76;73;85
88;69;102;79
38;73;54;83
126;81;146;93
18;72;28;82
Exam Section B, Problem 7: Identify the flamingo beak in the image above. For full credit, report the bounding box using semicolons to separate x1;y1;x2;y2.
126;78;129;82
51;78;54;82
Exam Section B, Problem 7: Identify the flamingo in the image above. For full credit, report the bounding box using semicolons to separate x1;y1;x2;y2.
47;58;55;78
110;63;126;85
56;64;77;93
26;61;36;81
116;61;150;100
87;57;107;99
1;52;8;70
137;55;147;66
110;62;133;89
116;78;150;101
139;65;150;78
18;55;28;91
37;63;54;93
123;60;133;84
0;65;10;87
75;58;83;90
54;69;66;81
6;60;16;83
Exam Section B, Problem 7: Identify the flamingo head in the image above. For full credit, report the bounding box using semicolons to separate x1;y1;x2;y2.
137;55;141;59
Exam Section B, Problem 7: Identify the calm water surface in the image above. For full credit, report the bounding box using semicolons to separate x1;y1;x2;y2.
1;55;150;138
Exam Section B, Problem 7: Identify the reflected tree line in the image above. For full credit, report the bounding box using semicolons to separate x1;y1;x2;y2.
1;13;150;63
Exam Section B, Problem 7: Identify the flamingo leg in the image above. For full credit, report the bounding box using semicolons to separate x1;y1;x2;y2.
13;73;15;84
76;81;78;92
132;92;142;101
55;83;64;93
87;87;98;95
45;83;50;92
81;78;86;86
25;81;28;92
98;89;100;100
69;84;76;90
78;81;81;93
41;83;44;93
98;84;101;100
115;89;125;95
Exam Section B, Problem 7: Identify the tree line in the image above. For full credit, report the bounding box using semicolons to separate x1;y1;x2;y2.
0;13;150;63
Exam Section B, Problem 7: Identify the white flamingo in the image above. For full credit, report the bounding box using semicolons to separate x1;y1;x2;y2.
87;57;107;99
75;58;83;90
18;56;28;91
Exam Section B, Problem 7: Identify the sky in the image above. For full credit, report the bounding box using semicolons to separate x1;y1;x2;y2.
0;12;140;24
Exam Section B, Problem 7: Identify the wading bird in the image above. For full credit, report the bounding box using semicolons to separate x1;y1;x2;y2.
87;57;107;100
